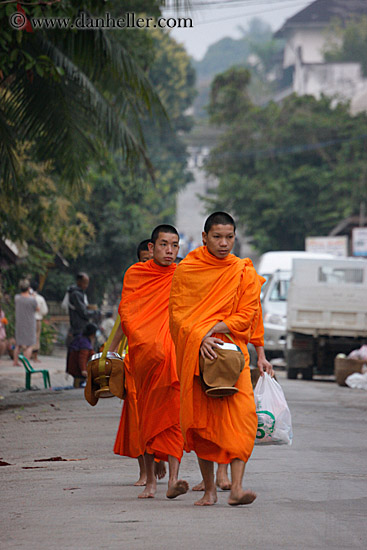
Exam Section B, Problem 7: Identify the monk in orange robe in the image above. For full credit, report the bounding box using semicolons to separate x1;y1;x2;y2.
118;225;188;500
193;306;273;492
169;211;271;507
112;240;166;485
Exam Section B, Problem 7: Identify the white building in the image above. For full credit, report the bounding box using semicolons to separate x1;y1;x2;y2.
274;0;367;113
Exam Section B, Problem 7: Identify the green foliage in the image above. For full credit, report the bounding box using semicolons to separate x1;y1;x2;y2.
206;89;367;252
42;26;195;305
192;18;283;117
324;16;367;76
192;37;251;80
0;0;166;190
0;144;95;266
208;67;251;125
40;320;57;355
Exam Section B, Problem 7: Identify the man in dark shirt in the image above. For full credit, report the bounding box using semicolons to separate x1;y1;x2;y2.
66;273;93;339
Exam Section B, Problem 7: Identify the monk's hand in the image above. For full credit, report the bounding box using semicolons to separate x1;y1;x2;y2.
200;337;223;360
258;357;274;377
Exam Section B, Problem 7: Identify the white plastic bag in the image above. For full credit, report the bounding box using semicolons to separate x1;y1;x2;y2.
345;369;367;390
254;373;293;446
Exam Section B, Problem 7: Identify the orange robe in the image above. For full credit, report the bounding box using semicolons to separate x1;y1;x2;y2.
169;246;264;464
249;304;264;348
118;259;184;463
113;352;143;458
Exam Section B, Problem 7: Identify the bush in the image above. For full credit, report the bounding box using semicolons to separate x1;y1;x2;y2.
40;319;57;355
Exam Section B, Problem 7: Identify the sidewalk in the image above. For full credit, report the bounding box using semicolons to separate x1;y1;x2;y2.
0;351;73;402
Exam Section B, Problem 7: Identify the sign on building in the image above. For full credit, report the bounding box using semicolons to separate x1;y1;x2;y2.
352;227;367;257
305;236;348;257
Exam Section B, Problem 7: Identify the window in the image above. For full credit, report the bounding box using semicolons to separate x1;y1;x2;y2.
318;267;364;284
269;279;290;301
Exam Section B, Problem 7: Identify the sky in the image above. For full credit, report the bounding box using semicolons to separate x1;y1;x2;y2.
163;0;313;60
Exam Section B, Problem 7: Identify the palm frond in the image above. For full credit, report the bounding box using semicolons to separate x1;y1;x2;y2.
44;29;166;118
0;102;19;194
1;37;158;189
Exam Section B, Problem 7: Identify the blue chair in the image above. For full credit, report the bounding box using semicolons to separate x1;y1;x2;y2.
18;354;51;390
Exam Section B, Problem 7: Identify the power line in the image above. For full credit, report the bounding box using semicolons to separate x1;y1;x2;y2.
164;0;313;25
193;1;311;25
164;0;312;12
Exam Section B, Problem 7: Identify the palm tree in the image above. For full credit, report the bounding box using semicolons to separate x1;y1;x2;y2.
0;0;190;191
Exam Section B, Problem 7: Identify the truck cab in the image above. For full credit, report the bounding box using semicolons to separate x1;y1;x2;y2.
286;258;367;380
256;251;335;360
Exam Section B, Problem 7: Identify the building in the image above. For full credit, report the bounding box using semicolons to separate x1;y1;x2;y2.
274;0;367;113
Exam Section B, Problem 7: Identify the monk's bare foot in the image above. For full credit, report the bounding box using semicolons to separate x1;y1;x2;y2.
134;475;147;487
138;482;156;498
216;475;232;491
192;480;205;491
166;479;189;499
228;488;256;506
194;490;218;506
154;460;166;480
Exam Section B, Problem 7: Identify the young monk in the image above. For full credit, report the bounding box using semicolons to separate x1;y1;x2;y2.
117;225;188;500
193;344;274;492
169;211;270;507
112;239;166;485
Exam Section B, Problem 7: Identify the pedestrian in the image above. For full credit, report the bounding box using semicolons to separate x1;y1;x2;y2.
111;239;166;486
66;323;97;388
13;279;38;366
30;280;48;362
169;211;269;506
63;272;93;345
111;225;188;500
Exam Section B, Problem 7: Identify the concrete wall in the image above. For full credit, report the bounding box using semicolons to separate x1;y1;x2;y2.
283;28;331;67
293;61;366;101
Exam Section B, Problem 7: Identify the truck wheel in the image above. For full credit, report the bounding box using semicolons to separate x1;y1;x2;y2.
302;367;313;381
287;367;298;379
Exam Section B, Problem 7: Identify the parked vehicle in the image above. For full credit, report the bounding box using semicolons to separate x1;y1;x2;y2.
286;257;367;380
261;270;290;359
256;251;335;359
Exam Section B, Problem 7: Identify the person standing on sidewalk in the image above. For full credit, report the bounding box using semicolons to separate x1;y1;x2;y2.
13;279;38;366
63;272;93;345
66;323;97;388
30;280;48;362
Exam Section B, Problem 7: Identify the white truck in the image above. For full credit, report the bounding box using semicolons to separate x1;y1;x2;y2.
256;251;334;359
285;257;367;380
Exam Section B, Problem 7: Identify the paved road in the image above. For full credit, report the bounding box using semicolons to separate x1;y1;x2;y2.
1;358;366;550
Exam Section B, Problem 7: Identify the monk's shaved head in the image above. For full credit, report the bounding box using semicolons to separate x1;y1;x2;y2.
151;224;179;244
137;239;151;261
204;212;236;234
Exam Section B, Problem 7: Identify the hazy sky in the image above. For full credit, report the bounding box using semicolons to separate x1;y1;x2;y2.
163;0;313;60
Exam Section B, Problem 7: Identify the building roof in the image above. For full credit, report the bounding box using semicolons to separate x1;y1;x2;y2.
275;0;367;37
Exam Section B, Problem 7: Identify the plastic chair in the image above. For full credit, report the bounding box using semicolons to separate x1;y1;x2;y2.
18;354;51;390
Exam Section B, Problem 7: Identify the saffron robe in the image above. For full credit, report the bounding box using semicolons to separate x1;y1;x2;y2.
113;352;143;458
119;260;184;462
169;246;264;464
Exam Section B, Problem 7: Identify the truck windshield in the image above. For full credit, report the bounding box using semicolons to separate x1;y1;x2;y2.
269;279;290;301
